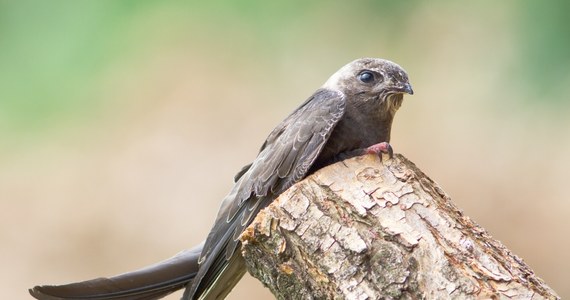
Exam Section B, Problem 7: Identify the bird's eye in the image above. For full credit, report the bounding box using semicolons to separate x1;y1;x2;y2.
358;71;375;83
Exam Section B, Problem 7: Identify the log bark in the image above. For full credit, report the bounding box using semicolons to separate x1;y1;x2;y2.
239;154;560;300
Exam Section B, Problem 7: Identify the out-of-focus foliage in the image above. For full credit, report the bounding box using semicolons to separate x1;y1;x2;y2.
8;0;570;129
0;1;134;129
1;1;568;132
0;0;413;131
1;1;568;300
517;0;570;101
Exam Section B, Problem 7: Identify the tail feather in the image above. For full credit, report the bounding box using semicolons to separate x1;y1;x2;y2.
29;243;204;300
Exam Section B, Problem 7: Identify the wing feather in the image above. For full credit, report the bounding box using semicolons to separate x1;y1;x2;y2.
187;88;345;299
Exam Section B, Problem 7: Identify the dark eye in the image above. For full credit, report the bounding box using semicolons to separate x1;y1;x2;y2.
358;71;375;83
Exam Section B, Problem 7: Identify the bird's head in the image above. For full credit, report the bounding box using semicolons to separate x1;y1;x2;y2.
323;58;413;114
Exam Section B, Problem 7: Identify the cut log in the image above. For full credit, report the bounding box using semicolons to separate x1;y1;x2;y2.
240;154;560;299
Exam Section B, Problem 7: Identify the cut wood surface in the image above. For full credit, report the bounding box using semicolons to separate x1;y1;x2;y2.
240;154;560;300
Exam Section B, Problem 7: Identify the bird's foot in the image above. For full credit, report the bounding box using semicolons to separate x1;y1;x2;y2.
364;142;393;159
334;142;394;165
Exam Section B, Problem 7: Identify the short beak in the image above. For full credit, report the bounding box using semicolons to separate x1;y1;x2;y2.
389;82;413;95
402;83;414;95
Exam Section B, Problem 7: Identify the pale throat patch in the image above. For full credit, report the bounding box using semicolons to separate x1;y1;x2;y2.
383;93;404;114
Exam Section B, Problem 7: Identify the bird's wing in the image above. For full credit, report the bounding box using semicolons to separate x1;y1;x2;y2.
29;243;203;300
233;163;252;182
186;88;346;299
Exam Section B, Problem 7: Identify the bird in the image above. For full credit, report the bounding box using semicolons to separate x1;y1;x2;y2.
30;57;413;300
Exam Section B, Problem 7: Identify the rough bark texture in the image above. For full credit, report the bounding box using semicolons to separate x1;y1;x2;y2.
239;154;560;300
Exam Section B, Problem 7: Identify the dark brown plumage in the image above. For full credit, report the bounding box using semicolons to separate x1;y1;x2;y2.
30;57;413;300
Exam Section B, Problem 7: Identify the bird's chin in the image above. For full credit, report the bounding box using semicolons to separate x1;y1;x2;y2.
382;93;404;114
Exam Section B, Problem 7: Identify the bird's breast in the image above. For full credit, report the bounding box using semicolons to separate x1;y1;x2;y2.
312;110;394;170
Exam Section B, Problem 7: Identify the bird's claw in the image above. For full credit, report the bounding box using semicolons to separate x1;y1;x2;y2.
365;142;393;160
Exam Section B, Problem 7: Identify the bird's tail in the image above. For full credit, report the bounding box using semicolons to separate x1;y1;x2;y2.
29;242;204;300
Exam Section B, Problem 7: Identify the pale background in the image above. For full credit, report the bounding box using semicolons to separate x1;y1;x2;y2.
2;1;569;299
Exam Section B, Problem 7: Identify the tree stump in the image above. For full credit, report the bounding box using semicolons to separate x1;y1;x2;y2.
240;154;560;299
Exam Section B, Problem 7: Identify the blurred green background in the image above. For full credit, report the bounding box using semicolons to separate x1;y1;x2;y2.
2;1;569;299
